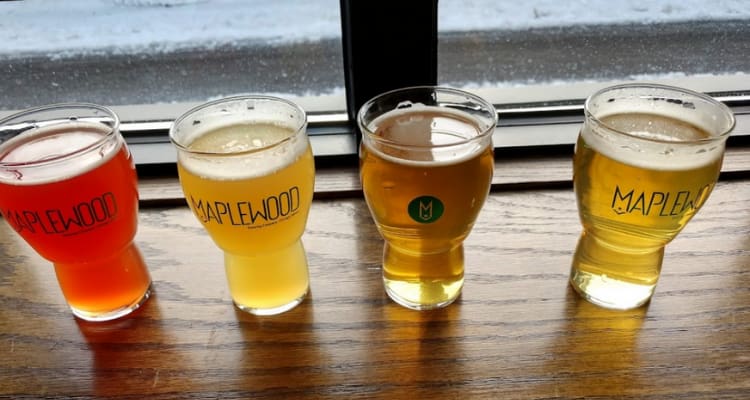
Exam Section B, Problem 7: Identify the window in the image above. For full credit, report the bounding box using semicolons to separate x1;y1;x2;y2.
439;0;750;102
0;0;346;119
437;0;750;148
1;0;748;164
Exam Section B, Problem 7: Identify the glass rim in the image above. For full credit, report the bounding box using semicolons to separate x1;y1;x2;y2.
0;103;120;168
584;83;736;145
169;94;308;157
357;85;498;149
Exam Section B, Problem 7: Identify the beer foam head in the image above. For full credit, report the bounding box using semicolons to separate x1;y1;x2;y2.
582;85;734;171
0;122;121;185
176;119;309;180
171;96;309;181
580;112;725;171
363;105;492;166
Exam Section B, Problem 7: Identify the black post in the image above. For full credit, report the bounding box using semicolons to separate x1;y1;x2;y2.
340;0;438;126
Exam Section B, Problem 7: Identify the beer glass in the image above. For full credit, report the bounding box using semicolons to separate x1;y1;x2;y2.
170;96;314;316
0;104;153;321
358;86;497;310
571;83;735;310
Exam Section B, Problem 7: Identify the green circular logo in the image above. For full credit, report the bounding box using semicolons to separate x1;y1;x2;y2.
408;196;444;223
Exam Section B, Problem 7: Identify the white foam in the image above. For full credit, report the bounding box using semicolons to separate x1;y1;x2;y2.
362;105;492;167
177;119;310;181
0;123;120;185
580;115;724;171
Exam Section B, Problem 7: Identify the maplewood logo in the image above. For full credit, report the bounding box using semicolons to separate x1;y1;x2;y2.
1;192;118;237
408;195;444;224
189;186;300;227
610;184;712;217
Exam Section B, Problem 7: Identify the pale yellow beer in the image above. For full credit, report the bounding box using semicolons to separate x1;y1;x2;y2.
571;84;734;310
359;87;496;310
171;97;314;315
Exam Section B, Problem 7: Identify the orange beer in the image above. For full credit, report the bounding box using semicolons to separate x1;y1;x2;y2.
0;104;152;321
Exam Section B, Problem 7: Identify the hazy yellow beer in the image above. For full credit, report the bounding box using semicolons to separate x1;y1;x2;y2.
171;96;314;315
571;84;735;310
359;87;496;310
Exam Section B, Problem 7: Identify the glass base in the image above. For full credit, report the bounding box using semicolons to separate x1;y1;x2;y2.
570;232;662;310
384;278;463;310
233;286;308;316
56;242;153;321
225;240;310;316
70;282;153;322
570;269;654;310
382;243;464;310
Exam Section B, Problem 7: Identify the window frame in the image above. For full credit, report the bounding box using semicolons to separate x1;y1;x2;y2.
3;1;749;168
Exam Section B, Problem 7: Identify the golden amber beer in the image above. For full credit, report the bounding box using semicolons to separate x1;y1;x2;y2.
358;87;496;310
0;104;152;321
170;96;314;315
571;84;735;310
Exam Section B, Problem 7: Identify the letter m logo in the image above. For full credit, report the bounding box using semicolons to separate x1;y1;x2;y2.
408;195;444;224
419;200;433;221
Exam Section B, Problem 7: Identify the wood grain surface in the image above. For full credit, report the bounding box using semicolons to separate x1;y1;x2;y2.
1;178;749;399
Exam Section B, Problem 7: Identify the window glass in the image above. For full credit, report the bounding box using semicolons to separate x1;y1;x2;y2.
3;1;748;123
0;0;345;120
438;0;750;106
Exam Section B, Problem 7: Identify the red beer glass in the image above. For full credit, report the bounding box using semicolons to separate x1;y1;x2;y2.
0;104;152;321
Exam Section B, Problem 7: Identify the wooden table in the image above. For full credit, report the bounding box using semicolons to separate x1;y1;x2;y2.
1;158;749;399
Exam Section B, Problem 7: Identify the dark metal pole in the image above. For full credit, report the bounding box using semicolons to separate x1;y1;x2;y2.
340;0;438;127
